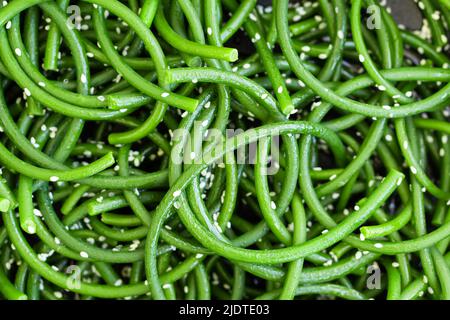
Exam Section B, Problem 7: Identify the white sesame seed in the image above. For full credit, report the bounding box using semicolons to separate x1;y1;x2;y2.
49;176;59;182
432;11;440;21
33;209;42;217
173;190;181;197
14;48;22;56
161;92;170;98
302;46;311;52
270;201;277;209
80;251;89;258
38;253;47;261
26;223;36;234
323;259;333;266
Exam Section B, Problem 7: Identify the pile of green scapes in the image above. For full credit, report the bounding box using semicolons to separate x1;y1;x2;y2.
0;0;449;301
